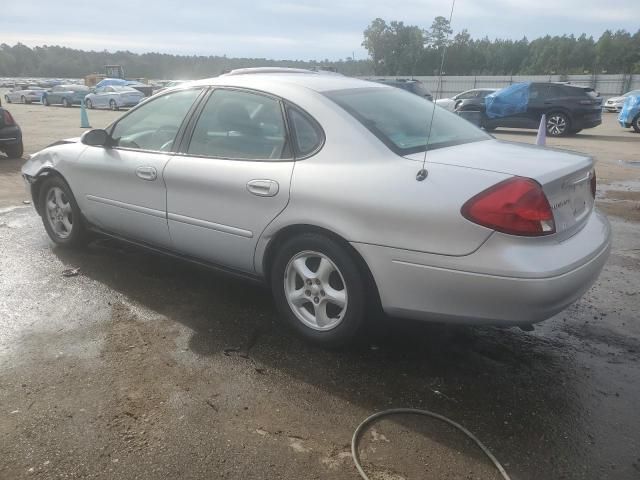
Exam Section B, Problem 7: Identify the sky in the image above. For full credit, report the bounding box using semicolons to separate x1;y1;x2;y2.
1;0;638;60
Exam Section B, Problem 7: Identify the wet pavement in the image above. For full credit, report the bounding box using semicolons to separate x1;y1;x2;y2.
1;206;639;479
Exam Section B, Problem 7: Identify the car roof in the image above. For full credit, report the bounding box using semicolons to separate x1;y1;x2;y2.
188;69;388;93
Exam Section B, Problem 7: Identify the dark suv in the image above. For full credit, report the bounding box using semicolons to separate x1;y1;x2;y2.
0;106;23;158
373;79;433;101
471;83;602;136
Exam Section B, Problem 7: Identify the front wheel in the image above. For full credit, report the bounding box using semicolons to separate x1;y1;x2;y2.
38;176;88;247
633;114;640;134
270;233;366;347
21;95;27;104
109;99;119;111
85;99;93;109
546;112;570;137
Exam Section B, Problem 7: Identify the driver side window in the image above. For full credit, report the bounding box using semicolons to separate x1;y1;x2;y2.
111;88;202;152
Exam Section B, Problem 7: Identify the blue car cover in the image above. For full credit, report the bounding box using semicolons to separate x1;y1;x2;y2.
485;82;530;119
618;95;640;127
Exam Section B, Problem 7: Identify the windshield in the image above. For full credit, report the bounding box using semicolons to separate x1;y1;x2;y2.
325;87;490;155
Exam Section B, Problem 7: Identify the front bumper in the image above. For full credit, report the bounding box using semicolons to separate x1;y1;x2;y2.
352;209;611;325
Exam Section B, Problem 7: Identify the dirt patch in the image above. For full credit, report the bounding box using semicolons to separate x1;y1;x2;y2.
597;200;640;223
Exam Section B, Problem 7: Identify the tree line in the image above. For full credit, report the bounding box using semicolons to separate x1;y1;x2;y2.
0;43;372;79
363;17;640;76
1;18;638;79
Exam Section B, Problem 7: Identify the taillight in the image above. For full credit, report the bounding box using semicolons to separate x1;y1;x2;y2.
461;177;556;236
590;170;596;198
2;110;15;126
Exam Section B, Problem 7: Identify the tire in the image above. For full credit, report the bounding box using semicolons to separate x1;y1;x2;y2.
62;98;70;108
42;96;50;106
270;233;366;347
633;114;640;134
85;99;93;109
3;141;23;159
21;95;27;104
109;99;119;111
4;95;10;104
546;112;570;137
38;176;88;248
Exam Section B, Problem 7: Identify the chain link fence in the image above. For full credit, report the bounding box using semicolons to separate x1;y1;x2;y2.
362;74;640;100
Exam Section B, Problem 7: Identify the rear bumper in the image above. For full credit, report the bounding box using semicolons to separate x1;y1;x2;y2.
352;209;610;325
573;116;602;130
0;125;22;145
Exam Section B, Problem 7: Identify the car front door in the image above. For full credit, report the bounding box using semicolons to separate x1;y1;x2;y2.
163;88;295;273
69;88;204;248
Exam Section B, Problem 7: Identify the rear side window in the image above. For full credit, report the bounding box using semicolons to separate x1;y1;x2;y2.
287;107;323;157
187;89;289;160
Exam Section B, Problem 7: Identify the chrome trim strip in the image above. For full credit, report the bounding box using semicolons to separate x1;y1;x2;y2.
167;212;253;238
86;195;166;219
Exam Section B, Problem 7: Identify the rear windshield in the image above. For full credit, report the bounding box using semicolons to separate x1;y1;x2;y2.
112;86;138;92
324;87;490;155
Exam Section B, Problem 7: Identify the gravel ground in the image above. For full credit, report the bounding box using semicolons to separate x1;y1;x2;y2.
0;96;639;479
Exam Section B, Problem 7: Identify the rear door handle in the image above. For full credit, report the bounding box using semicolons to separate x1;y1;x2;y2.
247;179;279;197
136;166;157;181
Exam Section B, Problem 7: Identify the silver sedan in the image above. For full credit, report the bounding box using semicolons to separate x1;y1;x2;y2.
22;69;610;346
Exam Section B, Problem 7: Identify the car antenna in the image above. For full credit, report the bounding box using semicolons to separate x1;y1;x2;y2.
417;0;456;182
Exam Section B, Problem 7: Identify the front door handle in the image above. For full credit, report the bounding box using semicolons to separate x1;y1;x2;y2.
136;166;157;181
247;179;279;197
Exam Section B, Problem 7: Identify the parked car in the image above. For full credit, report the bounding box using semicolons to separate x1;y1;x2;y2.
617;94;640;133
0;106;24;158
84;86;145;110
480;83;602;136
22;69;610;346
372;79;433;101
604;90;640;113
4;85;46;104
436;88;498;112
42;85;90;107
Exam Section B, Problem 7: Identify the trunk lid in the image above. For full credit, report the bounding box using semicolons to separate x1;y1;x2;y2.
404;139;594;239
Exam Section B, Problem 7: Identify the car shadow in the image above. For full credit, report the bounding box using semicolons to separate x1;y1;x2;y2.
51;236;586;475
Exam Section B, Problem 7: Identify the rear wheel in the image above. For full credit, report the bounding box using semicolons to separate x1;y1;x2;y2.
62;98;70;108
38;176;87;247
3;141;23;159
109;99;119;111
270;233;366;347
546;112;570;137
42;96;50;106
633;114;640;134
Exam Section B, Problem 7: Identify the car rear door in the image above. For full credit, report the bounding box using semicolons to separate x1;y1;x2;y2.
163;88;294;273
70;88;204;248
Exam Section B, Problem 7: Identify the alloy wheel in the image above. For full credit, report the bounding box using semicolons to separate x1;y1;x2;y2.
45;187;73;239
284;250;348;331
546;114;567;136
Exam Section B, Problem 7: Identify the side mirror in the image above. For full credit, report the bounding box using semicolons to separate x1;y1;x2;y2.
81;129;112;147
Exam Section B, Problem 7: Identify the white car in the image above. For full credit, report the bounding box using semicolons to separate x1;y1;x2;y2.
4;85;46;104
604;90;640;113
436;88;498;112
84;86;145;111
